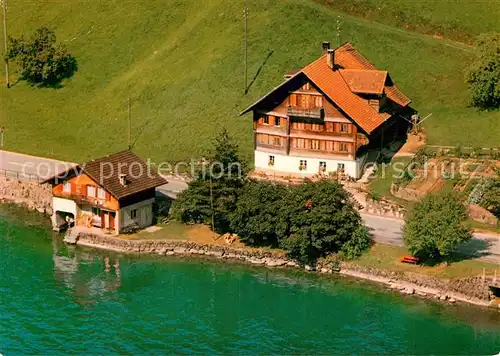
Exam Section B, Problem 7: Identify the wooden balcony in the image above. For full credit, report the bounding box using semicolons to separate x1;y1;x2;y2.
287;106;324;119
289;147;354;160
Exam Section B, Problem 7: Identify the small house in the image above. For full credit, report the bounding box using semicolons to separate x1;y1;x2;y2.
43;150;167;234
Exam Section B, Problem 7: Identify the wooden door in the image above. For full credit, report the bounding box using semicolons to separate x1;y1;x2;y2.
100;211;105;228
109;212;115;230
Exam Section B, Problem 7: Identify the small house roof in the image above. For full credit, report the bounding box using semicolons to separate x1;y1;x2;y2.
42;150;167;200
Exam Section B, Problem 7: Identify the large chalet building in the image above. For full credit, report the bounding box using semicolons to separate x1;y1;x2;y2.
241;42;411;179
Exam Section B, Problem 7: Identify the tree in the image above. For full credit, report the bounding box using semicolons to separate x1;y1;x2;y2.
171;128;246;233
278;180;371;265
229;180;288;246
465;32;500;109
403;192;472;261
8;27;77;86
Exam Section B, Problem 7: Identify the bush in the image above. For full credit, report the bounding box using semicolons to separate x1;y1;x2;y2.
278;180;371;265
465;32;500;109
403;192;472;261
229;180;288;246
8;27;77;86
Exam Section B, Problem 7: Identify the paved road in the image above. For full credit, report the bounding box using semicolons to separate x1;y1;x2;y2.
0;150;76;180
2;150;499;263
361;213;500;264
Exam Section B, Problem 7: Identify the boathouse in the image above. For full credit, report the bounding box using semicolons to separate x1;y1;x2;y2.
42;150;166;234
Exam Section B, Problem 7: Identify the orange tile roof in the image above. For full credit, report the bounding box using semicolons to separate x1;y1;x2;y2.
336;43;411;106
339;69;387;94
302;55;385;133
240;42;411;134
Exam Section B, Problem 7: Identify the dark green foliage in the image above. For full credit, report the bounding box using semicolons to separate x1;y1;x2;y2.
403;192;472;261
481;179;500;218
465;32;500;109
8;27;77;86
278;180;370;265
339;225;372;260
171;128;245;233
229;180;288;246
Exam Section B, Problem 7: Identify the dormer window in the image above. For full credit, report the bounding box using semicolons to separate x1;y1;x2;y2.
263;116;269;125
274;117;281;126
340;124;349;133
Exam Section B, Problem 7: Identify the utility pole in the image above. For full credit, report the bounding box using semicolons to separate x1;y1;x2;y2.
2;0;9;88
127;97;131;149
243;1;248;93
336;15;342;48
209;172;215;232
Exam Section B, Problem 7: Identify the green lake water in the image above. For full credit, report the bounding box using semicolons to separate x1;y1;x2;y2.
1;204;499;354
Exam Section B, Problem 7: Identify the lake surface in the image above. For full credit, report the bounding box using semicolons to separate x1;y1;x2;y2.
1;204;499;354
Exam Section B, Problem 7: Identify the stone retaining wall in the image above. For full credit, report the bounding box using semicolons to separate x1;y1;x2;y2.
340;262;494;302
76;233;496;307
76;233;297;268
0;177;52;215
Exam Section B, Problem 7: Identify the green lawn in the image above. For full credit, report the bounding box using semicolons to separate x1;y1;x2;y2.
368;157;412;202
1;0;499;165
356;243;499;279
315;0;500;44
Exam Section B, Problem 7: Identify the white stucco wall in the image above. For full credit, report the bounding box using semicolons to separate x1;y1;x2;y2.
52;197;78;217
254;150;361;178
119;198;155;232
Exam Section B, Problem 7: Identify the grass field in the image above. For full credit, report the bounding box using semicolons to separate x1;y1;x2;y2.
0;0;498;164
315;0;500;44
368;157;412;202
355;243;499;279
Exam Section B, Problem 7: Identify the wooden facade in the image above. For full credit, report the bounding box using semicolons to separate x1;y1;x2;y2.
52;173;120;212
253;79;368;160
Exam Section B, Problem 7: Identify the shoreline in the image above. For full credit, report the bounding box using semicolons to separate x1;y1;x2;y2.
73;232;498;309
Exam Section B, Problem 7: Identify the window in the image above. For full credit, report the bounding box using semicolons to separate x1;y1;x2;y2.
340;124;349;133
274;117;281;126
319;161;327;172
263;116;269;125
131;209;137;219
268;155;275;166
86;185;96;197
339;142;349;152
293;138;306;149
272;136;281;147
62;181;71;193
299;160;307;171
311;140;320;150
98;187;106;200
337;163;345;173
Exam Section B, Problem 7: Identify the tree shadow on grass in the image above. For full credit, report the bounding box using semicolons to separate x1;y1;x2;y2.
245;50;274;94
420;238;493;266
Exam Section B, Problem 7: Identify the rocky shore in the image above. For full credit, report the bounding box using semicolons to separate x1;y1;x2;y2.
74;232;499;309
0;177;52;215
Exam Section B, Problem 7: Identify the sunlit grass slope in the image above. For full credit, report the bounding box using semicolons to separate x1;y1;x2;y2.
1;0;498;164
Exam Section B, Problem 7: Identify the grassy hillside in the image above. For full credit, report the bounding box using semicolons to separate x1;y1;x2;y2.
0;0;498;164
316;0;500;44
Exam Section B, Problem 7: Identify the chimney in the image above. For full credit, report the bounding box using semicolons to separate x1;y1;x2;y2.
322;41;331;54
119;173;128;186
326;49;335;69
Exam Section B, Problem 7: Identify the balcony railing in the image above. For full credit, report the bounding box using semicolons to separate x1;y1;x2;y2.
287;106;324;119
